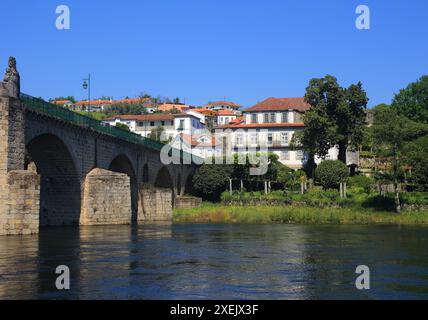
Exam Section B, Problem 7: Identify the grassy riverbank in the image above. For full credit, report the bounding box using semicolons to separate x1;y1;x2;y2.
173;203;428;225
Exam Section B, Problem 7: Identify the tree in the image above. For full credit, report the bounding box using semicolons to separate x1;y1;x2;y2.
403;135;428;190
115;123;130;131
372;105;428;213
392;75;428;124
148;126;167;142
52;96;76;103
297;75;368;164
315;160;349;190
192;164;233;201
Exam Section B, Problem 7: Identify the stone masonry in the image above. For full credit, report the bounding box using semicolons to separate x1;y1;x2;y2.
80;168;132;225
138;187;173;223
175;196;202;209
0;57;198;236
0;95;40;235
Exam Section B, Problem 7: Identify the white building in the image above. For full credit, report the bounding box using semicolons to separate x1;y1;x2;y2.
102;113;205;141
214;97;359;169
217;109;237;126
171;133;223;160
203;101;242;112
214;97;310;169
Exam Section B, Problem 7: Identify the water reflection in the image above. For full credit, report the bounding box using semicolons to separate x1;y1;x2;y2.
0;223;427;299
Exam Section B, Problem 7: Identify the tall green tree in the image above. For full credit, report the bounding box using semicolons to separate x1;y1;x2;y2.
296;75;368;164
372;105;428;213
392;75;428;124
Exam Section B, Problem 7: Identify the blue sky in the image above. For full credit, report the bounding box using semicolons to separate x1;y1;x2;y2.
1;0;427;108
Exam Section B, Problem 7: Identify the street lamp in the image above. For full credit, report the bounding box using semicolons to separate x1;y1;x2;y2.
82;74;91;114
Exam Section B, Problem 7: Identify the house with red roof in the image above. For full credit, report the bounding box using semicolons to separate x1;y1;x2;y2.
214;97;310;168
102;112;205;141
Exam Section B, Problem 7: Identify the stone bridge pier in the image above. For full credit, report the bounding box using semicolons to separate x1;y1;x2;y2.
0;57;200;236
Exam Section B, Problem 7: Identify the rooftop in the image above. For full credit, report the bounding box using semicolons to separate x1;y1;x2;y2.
244;97;310;113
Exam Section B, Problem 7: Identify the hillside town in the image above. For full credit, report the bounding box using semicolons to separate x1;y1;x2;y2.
50;95;365;170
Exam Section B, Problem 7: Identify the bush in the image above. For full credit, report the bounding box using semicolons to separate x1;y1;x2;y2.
315;160;349;190
193;164;232;202
348;175;374;193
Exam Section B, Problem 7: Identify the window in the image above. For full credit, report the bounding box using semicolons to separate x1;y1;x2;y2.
161;121;165;126
251;113;258;124
270;113;276;123
178;120;185;130
267;133;273;146
264;113;269;123
296;150;304;160
236;133;244;146
150;122;155;126
282;112;288;123
281;132;289;146
281;151;290;161
250;133;258;146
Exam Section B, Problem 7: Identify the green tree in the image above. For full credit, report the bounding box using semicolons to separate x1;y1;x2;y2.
296;75;368;164
147;126;166;142
403;135;428;190
115;123;130;131
392;75;428;124
193;164;233;201
315;160;349;190
372;105;428;213
52;96;76;103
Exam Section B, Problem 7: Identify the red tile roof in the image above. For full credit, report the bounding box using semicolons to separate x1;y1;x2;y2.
51;100;72;105
244;97;310;112
217;109;236;115
207;101;242;107
76;99;113;106
179;133;221;147
192;108;217;116
114;98;149;104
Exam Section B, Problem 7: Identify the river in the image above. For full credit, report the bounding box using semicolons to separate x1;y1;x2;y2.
0;223;427;300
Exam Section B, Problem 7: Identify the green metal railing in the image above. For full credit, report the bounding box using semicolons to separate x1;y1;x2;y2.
20;93;200;164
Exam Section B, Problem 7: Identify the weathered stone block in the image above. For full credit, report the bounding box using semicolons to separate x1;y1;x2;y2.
80;168;132;226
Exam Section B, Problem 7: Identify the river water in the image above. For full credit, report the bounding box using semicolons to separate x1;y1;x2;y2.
0;223;427;300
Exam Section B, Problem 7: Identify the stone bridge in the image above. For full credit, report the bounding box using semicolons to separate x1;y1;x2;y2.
0;58;199;235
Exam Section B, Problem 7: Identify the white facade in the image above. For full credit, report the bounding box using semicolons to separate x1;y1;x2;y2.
102;114;205;142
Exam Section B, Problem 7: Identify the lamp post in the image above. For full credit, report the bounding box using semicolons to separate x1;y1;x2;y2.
82;74;91;114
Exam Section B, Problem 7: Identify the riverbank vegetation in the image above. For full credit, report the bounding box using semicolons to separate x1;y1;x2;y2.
173;203;428;225
188;76;428;219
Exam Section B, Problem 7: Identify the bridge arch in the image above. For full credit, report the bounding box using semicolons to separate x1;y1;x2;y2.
26;134;81;227
154;166;174;189
142;164;149;183
184;173;195;195
108;154;138;221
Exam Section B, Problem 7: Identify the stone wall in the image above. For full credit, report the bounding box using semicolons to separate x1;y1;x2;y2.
80;168;132;226
0;96;40;236
175;196;202;209
138;188;172;223
0;171;40;235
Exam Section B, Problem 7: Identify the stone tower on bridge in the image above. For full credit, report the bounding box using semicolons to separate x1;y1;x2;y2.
0;57;200;236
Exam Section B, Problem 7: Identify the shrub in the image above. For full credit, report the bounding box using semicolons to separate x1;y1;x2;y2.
348;175;374;193
315;160;349;190
193;164;232;202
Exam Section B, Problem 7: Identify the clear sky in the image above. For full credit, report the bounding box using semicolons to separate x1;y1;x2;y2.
1;0;427;108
